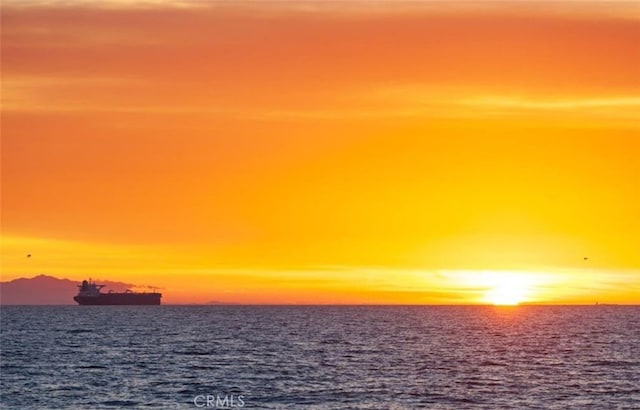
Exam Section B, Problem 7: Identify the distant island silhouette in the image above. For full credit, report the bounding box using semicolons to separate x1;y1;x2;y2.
0;275;133;305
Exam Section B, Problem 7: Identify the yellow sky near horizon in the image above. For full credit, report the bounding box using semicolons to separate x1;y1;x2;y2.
1;1;639;304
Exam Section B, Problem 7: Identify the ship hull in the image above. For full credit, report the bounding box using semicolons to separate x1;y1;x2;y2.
74;293;161;305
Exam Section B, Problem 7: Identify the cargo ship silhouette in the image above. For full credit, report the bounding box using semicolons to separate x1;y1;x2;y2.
73;279;161;305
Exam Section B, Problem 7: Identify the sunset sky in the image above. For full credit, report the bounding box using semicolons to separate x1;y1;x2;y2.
1;0;639;304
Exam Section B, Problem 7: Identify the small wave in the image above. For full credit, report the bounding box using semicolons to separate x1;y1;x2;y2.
478;360;504;366
320;338;348;345
177;388;199;394
172;350;212;356
446;396;484;405
55;385;85;391
589;360;638;367
67;329;93;334
100;400;139;407
189;365;217;370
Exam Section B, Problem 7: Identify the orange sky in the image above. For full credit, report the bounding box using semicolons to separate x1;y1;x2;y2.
1;1;639;304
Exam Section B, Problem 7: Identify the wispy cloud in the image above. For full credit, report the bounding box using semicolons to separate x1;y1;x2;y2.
3;0;640;21
459;96;640;110
1;0;203;9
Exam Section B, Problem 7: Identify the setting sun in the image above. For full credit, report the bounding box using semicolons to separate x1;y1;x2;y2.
482;272;534;305
486;285;525;306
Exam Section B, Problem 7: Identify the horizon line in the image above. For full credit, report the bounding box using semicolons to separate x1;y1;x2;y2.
1;303;637;307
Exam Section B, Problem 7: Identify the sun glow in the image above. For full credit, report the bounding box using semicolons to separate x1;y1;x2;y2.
483;272;534;306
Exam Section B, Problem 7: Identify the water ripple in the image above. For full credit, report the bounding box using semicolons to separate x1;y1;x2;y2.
1;306;639;409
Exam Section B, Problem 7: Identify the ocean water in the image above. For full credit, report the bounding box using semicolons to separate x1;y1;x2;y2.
1;306;639;409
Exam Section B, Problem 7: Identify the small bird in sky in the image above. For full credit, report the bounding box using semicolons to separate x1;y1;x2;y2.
27;254;31;258
584;257;588;261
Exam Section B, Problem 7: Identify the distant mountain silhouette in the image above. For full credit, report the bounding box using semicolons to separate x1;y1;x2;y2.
0;274;133;305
